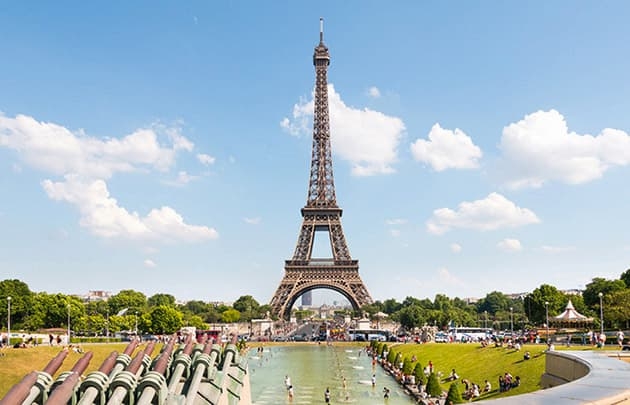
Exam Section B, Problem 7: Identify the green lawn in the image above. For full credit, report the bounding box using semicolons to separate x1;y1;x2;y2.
386;342;547;401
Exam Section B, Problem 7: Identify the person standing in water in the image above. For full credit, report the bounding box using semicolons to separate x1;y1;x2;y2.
324;387;331;403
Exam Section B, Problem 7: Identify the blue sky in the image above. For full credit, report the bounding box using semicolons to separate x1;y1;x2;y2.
1;2;629;306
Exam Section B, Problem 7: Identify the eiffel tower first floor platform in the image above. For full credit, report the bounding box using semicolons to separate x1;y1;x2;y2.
269;259;373;320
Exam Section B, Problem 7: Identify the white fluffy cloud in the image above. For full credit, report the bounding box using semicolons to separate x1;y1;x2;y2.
0;113;217;243
42;175;217;241
411;123;482;171
281;84;405;176
450;243;462;253
144;259;157;268
243;217;261;225
367;86;381;98
197;153;215;165
497;238;522;252
500;109;630;188
426;192;540;235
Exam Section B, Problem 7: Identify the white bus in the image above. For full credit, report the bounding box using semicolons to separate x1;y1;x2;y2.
449;327;492;342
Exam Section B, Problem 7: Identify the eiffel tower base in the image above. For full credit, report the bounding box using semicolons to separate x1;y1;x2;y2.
270;260;372;320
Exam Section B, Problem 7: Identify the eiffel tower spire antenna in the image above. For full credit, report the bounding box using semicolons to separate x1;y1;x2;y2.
270;20;373;320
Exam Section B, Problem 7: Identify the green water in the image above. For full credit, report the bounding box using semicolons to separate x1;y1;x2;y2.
247;344;417;404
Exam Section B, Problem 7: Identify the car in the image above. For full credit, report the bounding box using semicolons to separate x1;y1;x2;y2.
291;334;308;342
273;335;288;342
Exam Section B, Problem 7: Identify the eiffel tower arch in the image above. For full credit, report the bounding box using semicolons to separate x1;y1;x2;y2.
270;19;373;320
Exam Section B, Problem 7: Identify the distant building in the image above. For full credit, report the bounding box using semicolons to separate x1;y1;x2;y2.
301;291;312;307
82;290;112;302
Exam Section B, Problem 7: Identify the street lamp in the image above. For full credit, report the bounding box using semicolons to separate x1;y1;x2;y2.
67;304;71;345
7;296;11;347
598;292;604;339
106;308;110;342
544;301;549;343
510;307;513;335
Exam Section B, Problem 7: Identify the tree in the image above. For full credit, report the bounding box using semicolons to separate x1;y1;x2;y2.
107;290;147;316
148;293;176;308
425;373;442;397
445;382;464;404
148;305;183;334
398;305;424;330
525;284;566;325
183;300;210;315
233;295;260;321
184;314;207;330
402;356;414;375
382;298;402;314
221;308;241;323
476;291;510;315
604;289;630;329
0;279;34;328
413;363;425;386
583;278;625;307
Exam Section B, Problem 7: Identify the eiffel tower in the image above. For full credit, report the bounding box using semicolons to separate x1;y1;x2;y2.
270;19;373;320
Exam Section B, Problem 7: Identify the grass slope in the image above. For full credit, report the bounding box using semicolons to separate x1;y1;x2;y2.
386;343;546;401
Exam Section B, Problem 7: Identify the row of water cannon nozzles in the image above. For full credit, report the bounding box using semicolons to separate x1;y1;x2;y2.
0;332;237;405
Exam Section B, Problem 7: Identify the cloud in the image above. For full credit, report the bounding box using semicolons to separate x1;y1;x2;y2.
438;268;464;286
450;243;462;253
144;259;156;268
499;109;630;189
281;84;405;176
367;86;381;98
497;238;522;252
426;192;540;235
385;218;407;225
243;217;261;225
389;229;401;237
42;175;218;241
163;171;198;187
541;245;576;253
0;113;191;179
197;153;215;165
0;113;217;243
410;123;482;171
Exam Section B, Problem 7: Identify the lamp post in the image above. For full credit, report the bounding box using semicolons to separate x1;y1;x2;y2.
598;292;604;339
510;307;513;335
67;304;71;345
106;308;109;342
7;296;11;347
545;301;549;343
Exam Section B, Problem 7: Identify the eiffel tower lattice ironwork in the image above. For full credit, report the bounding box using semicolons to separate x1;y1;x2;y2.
270;19;373;320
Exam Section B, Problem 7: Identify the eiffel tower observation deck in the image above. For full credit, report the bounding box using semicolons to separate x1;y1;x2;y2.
269;19;373;320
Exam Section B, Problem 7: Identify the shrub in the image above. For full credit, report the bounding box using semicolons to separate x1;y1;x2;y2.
402;356;414;375
445;382;464;404
426;372;442;397
413;362;426;386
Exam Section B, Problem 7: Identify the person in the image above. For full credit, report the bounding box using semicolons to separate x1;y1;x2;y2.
523;351;531;360
284;375;291;390
484;379;491;393
383;387;390;398
371;374;376;387
617;330;625;348
324;387;331;403
288;385;294;400
449;368;459;381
